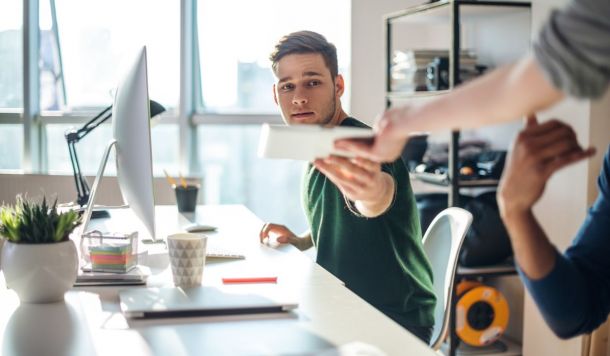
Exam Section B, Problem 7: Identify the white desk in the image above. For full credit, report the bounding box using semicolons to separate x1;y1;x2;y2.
0;205;436;356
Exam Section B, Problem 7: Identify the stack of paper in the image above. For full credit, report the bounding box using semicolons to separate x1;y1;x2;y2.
89;244;136;273
75;265;150;286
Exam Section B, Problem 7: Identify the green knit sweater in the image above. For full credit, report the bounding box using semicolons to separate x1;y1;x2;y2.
302;117;436;328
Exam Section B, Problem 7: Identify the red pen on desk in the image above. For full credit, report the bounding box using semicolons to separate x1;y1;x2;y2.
222;277;278;284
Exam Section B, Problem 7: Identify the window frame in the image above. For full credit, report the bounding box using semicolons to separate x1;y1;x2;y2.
0;0;315;175
0;112;22;124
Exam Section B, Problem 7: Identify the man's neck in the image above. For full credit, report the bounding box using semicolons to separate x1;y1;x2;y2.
329;109;349;127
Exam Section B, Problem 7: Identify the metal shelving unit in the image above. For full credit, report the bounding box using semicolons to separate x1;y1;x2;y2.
410;172;500;188
384;1;531;355
457;261;517;277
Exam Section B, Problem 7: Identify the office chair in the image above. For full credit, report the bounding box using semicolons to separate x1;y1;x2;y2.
422;207;473;351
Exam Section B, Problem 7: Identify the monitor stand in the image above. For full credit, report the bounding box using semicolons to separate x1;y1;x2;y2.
80;140;117;236
79;140;162;244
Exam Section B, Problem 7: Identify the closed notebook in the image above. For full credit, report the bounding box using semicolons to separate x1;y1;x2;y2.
119;285;298;318
75;265;149;286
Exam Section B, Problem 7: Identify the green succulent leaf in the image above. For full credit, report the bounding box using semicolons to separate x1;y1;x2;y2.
0;195;81;244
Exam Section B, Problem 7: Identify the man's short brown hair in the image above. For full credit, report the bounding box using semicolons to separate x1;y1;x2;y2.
270;31;338;78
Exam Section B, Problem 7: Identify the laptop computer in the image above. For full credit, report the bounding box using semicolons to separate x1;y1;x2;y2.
119;285;298;318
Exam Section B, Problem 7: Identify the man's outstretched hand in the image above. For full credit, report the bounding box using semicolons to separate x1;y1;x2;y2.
334;107;410;163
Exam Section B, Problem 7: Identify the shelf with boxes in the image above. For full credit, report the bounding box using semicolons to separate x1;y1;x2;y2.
386;0;531;203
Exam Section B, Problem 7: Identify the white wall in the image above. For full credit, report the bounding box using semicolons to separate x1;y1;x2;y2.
350;0;422;124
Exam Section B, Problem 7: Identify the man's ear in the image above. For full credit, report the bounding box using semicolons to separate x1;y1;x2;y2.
335;74;345;98
272;84;279;105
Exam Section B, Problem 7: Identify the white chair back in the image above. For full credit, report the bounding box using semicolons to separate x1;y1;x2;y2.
422;207;473;350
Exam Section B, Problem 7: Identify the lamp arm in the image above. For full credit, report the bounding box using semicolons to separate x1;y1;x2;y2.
65;105;111;207
67;140;90;206
64;100;165;209
73;100;165;141
76;105;113;140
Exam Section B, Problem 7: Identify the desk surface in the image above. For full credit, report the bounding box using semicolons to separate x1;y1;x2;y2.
0;205;436;356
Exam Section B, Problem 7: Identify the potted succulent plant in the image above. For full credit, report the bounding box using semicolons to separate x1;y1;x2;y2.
0;196;80;303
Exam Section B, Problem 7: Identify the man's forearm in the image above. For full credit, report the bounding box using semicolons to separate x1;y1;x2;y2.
400;56;564;134
501;209;557;279
295;232;314;251
355;173;394;218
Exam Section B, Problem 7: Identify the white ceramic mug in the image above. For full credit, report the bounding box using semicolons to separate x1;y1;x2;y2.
167;233;207;288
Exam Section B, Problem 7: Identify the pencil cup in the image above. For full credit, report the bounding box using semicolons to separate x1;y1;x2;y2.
167;233;207;288
174;184;199;213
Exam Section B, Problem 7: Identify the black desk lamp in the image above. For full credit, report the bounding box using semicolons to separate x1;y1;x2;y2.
65;100;166;218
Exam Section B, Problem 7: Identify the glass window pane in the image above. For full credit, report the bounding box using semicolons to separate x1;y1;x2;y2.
42;0;180;111
46;123;179;178
46;123;115;175
197;125;308;232
0;125;23;170
197;0;351;114
150;123;180;176
0;0;23;109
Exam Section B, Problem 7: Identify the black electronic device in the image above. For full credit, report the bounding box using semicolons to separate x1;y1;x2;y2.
426;57;450;91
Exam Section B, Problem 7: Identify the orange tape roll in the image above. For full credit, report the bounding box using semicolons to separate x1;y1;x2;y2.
456;283;509;347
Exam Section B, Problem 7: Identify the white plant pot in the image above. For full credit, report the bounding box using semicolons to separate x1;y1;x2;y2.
1;240;78;303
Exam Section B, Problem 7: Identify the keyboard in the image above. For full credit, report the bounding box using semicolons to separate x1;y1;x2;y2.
206;249;245;259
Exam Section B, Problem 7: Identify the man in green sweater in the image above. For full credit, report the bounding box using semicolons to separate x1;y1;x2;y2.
259;31;436;343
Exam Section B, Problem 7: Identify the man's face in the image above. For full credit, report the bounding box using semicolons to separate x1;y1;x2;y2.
273;53;344;126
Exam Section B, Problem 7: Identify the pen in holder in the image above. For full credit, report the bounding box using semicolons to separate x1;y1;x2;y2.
164;170;199;213
80;231;138;273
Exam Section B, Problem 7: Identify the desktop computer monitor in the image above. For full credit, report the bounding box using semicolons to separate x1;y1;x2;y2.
81;46;156;240
112;46;156;239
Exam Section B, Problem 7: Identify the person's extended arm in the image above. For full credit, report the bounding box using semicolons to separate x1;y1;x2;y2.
339;0;610;163
497;116;603;338
497;115;588;278
313;156;395;217
505;157;610;338
500;211;556;279
388;56;564;134
336;56;564;162
546;163;610;337
259;223;314;251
